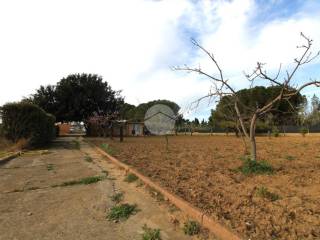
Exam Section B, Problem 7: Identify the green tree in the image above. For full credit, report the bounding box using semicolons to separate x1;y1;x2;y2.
119;103;136;120
132;99;180;121
193;118;200;126
210;86;305;133
31;85;57;116
31;74;123;124
306;94;320;126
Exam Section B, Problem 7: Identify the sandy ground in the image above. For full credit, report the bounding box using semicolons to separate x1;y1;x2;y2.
88;135;320;240
0;137;200;240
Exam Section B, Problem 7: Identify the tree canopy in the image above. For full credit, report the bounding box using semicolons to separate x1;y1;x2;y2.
210;86;306;132
31;73;123;123
119;99;180;121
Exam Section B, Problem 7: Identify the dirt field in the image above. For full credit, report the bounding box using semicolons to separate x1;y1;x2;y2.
89;135;320;240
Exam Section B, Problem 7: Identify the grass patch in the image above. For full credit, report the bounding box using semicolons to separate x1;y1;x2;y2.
47;164;54;171
72;140;80;149
124;173;138;183
52;176;104;187
101;143;115;155
256;186;280;201
84;155;93;162
107;203;138;221
110;192;124;203
239;156;274;175
183;220;200;236
101;170;109;176
26;186;40;191
285;155;296;161
168;204;180;213
11;189;23;193
141;224;161;240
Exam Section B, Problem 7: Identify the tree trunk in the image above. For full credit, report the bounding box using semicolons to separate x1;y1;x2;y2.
250;113;258;161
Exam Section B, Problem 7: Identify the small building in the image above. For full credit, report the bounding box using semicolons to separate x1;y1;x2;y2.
127;122;144;136
86;117;145;137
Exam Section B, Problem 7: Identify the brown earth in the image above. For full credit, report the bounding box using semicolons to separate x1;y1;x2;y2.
88;135;320;240
0;137;200;240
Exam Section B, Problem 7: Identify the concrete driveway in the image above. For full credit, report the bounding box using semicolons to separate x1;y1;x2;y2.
0;137;196;240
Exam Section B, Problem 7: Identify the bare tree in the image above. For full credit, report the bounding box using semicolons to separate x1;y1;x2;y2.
174;33;320;161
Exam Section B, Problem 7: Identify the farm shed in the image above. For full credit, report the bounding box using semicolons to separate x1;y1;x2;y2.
86;117;144;137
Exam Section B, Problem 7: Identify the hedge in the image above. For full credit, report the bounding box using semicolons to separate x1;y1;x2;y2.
1;102;56;147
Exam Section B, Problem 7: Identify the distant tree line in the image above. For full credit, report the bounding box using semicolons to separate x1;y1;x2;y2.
23;73;181;132
207;86;311;134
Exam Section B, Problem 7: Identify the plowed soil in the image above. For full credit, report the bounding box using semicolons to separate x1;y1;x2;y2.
89;135;320;240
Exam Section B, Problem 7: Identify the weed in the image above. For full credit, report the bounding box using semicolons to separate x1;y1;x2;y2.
136;179;144;187
26;186;40;191
300;127;308;137
47;164;54;171
12;189;23;193
110;192;124;203
101;143;114;155
141;224;161;240
124;173;138;183
272;126;280;137
70;140;80;150
256;186;280;201
183;220;200;236
52;176;104;187
84;155;93;162
101;170;109;176
285;155;296;161
239;156;273;175
107;203;138;221
168;204;180;213
72;140;80;149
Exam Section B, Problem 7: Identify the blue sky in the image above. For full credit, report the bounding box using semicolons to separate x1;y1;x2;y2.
0;0;319;120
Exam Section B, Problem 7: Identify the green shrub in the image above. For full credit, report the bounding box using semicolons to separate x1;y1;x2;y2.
110;192;124;203
124;173;138;183
256;186;280;201
183;220;200;236
52;176;105;187
84;154;93;162
285;155;296;161
101;143;115;154
1;102;56;147
239;156;274;175
47;164;54;171
107;203;138;221
300;127;308;137
141;224;161;240
272;126;279;137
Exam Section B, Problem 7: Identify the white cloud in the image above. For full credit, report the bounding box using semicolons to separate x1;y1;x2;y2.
189;0;320;91
0;0;319;119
